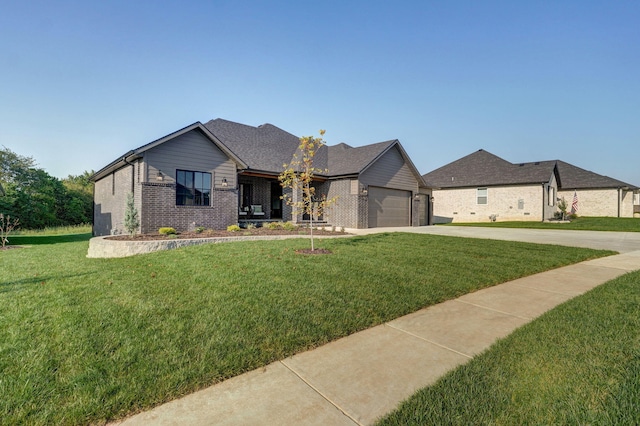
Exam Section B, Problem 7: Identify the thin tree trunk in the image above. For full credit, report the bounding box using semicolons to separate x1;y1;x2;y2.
307;183;314;251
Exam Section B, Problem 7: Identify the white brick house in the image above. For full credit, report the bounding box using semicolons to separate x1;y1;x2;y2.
423;150;639;223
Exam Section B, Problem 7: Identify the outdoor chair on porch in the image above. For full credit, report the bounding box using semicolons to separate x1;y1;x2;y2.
239;206;249;218
250;205;265;219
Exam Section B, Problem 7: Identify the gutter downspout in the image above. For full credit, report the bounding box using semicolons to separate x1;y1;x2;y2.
618;188;622;218
542;183;546;222
123;155;136;193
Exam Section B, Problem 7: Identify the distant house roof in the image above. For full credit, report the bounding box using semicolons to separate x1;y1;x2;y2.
423;149;556;188
555;160;637;190
423;149;638;190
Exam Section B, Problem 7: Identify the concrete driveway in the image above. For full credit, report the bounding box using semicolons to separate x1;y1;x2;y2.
346;225;640;253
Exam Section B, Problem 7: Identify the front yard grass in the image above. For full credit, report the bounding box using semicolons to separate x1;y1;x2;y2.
446;216;640;232
378;269;640;425
0;232;613;424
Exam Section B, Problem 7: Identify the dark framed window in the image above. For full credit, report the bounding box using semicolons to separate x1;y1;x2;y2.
176;170;211;206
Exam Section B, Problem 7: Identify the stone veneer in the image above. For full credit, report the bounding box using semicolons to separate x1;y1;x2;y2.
87;234;351;258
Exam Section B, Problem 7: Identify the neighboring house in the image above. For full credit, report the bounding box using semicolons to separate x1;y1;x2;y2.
423;149;639;223
91;119;431;236
554;160;640;219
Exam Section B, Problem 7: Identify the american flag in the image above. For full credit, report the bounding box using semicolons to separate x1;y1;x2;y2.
571;191;578;214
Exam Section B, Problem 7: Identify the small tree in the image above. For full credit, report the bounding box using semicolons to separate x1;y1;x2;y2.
124;192;139;236
557;197;568;220
0;213;19;248
279;130;337;251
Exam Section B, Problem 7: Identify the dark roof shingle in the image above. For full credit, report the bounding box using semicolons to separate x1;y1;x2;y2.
423;149;638;190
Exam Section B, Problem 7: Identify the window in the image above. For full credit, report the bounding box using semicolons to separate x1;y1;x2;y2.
477;188;488;205
176;170;211;206
548;186;555;206
634;192;640;205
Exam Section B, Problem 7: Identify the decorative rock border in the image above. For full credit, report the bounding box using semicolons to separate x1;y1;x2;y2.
87;234;349;258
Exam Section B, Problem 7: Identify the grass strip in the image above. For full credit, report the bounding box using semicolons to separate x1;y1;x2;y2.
446;216;640;232
0;232;612;424
378;269;640;425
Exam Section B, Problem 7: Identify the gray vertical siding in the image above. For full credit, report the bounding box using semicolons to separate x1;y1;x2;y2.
360;146;419;192
144;129;237;188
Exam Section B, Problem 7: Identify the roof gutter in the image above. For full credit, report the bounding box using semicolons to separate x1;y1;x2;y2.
90;150;140;182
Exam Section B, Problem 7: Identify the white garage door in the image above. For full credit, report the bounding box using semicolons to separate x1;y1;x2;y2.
368;187;411;227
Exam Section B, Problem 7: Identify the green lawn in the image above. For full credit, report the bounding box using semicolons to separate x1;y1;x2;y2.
378;269;640;425
0;232;613;424
446;216;640;232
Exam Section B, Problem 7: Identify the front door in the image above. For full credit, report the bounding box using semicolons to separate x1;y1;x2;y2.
270;181;282;219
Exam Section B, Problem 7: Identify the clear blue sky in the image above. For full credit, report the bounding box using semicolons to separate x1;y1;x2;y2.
1;0;638;185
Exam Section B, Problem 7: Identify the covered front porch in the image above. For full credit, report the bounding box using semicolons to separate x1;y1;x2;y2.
238;174;286;223
237;173;330;227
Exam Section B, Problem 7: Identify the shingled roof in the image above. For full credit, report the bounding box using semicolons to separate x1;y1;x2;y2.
555;160;637;190
327;140;396;176
423;149;638;190
205;119;424;182
204;118;302;175
93;118;426;184
423;149;557;188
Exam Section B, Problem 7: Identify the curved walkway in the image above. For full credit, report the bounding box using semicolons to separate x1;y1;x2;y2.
112;227;640;425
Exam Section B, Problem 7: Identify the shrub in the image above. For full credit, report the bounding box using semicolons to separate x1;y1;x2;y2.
124;193;139;236
227;224;241;232
282;221;297;231
159;227;176;235
265;221;281;230
246;223;256;230
195;226;206;234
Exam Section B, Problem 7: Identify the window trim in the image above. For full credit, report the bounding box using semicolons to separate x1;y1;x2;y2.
476;187;488;205
176;169;212;206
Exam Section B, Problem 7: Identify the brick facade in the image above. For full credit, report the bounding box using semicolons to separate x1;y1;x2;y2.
93;164;136;236
558;188;637;218
433;185;548;223
139;182;237;233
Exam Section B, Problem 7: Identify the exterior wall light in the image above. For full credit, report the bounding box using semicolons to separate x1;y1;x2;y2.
361;186;368;195
156;170;164;181
221;177;228;187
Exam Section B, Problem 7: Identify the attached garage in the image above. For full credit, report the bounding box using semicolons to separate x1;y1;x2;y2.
368;186;412;227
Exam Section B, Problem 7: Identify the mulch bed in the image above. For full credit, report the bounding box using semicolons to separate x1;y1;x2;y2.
106;228;347;241
295;248;333;255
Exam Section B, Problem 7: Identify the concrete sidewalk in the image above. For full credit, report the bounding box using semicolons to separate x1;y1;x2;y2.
115;248;640;426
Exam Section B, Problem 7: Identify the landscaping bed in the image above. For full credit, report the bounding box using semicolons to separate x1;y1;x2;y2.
106;226;346;241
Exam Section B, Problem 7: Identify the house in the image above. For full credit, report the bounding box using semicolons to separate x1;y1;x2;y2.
423;149;639;223
91;119;431;236
554;160;640;219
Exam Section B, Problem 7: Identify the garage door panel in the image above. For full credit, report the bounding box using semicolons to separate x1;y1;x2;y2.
368;187;411;228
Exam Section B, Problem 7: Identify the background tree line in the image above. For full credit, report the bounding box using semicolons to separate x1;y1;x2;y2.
0;146;93;229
